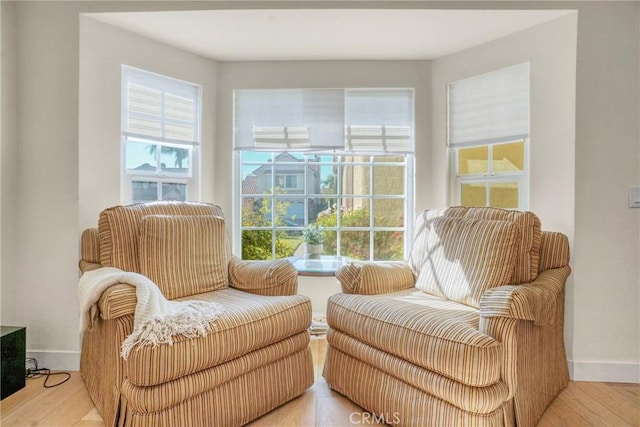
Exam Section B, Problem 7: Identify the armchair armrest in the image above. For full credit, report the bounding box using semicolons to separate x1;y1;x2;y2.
228;256;298;296
480;266;571;326
97;284;137;320
335;261;415;295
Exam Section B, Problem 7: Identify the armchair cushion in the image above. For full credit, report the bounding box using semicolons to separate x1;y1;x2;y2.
413;217;521;308
327;289;502;387
126;288;311;386
335;261;415;295
139;215;229;299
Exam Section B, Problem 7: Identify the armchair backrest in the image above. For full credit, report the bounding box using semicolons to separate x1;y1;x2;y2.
409;207;542;285
97;202;230;273
538;231;570;272
80;202;233;299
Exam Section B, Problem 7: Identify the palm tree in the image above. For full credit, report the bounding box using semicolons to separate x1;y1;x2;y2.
147;145;188;169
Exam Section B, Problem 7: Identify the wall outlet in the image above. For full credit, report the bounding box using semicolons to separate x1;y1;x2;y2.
629;186;640;208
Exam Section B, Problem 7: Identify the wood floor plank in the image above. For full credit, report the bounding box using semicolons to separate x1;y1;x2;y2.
73;408;105;427
36;380;96;427
1;372;85;427
558;381;635;426
2;337;638;427
537;385;593;427
580;382;640;425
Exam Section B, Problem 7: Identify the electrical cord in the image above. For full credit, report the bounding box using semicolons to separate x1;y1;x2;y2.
25;357;71;388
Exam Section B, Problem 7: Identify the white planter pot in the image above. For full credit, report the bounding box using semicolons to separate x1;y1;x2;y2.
305;244;323;259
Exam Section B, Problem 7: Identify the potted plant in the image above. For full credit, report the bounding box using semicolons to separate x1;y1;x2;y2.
302;224;324;258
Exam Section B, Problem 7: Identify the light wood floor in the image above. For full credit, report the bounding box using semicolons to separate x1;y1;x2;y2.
1;337;638;426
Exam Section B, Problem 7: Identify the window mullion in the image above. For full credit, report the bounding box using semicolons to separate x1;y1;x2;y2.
336;156;342;256
369;156;374;261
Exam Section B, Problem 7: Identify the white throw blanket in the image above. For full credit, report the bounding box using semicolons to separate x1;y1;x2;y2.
78;267;225;359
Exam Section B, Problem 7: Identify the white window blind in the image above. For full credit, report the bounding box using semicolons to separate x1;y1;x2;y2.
122;66;201;146
234;88;414;154
345;89;414;154
234;89;344;151
448;63;530;147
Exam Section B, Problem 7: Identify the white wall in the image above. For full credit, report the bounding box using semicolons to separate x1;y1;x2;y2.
1;1;638;383
79;16;218;231
572;2;639;383
431;12;579;359
432;5;640;382
215;60;431;244
1;1;18;324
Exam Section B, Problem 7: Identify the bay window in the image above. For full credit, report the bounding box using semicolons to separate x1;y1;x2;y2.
235;88;415;261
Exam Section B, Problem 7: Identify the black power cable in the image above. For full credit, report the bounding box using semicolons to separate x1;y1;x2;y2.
25;357;71;388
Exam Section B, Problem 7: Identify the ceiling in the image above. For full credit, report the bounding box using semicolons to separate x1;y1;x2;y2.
87;9;574;61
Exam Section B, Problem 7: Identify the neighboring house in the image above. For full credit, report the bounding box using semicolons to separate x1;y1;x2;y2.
243;152;322;225
130;162;189;202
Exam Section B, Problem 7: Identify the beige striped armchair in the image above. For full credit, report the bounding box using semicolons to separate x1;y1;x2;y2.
79;202;314;426
324;207;571;427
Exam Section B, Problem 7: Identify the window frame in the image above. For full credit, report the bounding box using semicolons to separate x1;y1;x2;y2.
235;151;414;261
447;63;531;210
452;138;529;210
121;66;202;204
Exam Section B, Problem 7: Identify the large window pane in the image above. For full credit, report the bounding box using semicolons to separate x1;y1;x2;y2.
316;164;338;195
241;230;273;260
341;198;370;227
493;142;524;173
319;230;337;256
275;197;303;226
160;146;190;175
242;166;261;195
275;229;301;259
126;141;157;172
374;164;404;195
243;152;273;163
341;231;370;260
242;197;272;227
311;197;337;224
161;183;186;201
490;182;519;208
251;165;273;194
374;231;404;261
341;163;370;195
458;146;488;175
132;181;158;203
373;199;404;227
461;183;486;207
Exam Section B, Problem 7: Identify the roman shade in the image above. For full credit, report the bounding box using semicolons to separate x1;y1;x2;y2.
234;89;344;151
448;62;530;147
234;88;414;154
345;88;414;154
122;66;201;147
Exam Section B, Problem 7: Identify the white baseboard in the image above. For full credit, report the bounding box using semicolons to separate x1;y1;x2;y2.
24;351;639;384
569;360;640;383
27;350;80;371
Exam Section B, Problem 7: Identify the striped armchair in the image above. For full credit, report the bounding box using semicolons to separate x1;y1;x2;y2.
79;202;314;427
323;207;570;427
